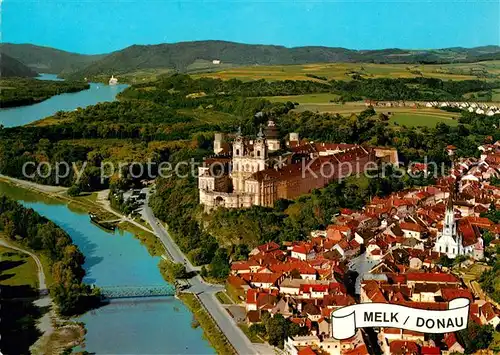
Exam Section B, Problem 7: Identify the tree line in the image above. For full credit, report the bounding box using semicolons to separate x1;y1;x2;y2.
122;73;500;102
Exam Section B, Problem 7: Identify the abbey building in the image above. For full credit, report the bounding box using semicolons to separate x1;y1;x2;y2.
198;121;398;210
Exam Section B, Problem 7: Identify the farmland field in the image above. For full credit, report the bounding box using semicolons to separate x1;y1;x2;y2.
264;93;341;103
389;112;459;127
279;100;459;127
492;89;500;101
194;60;500;82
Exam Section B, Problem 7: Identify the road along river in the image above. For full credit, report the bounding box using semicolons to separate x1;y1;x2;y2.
0;181;214;354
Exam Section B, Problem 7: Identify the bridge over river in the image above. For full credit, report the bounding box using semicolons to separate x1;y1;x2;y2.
99;284;177;299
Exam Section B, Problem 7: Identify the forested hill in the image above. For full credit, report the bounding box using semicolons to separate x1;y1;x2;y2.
0;53;38;77
0;43;105;75
66;42;500;79
3;41;500;79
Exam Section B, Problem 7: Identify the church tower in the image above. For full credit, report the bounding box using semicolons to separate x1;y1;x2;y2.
233;127;244;157
434;189;461;258
214;133;225;154
253;126;267;171
442;193;456;238
264;120;280;151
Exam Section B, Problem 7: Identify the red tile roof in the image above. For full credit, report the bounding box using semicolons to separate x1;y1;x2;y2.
389;340;419;355
227;275;247;288
300;284;329;294
444;332;460;348
342;345;369;355
421;346;440;355
400;222;425;233
246;289;258;304
406;272;459;283
256;241;281;253
241;272;282;286
292;244;315;255
441;288;473;302
298;346;316;355
481;302;498;322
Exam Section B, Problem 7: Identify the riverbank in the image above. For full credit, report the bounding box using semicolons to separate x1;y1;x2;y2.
0;77;90;109
0;175;144;232
0;232;87;354
0;176;227;353
0;79;128;127
179;293;237;355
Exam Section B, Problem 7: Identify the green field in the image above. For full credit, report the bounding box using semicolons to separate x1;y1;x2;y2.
194;61;500;82
265;93;341;103
492;89;500;101
0;245;38;289
389;112;459;127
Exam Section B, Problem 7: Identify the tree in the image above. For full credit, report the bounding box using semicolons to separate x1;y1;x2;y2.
288;322;301;337
159;259;189;283
67;185;82;197
438;255;453;268
479;260;500;303
482;231;495;247
265;313;288;348
458;323;494;353
209;248;230;280
232;244;249;261
171;262;189;279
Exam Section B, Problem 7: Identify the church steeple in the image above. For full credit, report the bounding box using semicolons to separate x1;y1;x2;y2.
443;189;456;239
446;189;454;212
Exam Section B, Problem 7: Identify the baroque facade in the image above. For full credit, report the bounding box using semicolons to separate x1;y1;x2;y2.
198;121;398;210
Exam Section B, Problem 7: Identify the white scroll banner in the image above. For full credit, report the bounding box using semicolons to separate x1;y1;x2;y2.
331;297;470;340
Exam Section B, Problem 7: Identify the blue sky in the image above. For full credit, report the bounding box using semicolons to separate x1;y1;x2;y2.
3;0;499;54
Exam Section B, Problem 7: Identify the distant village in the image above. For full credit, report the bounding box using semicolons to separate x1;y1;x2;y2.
215;138;500;354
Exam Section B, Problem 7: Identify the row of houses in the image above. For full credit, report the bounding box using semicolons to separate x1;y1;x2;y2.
425;101;500;116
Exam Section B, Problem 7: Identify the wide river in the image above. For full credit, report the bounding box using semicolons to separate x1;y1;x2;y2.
0;74;215;353
0;74;128;127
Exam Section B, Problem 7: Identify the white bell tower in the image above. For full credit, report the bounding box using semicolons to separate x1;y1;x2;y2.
253;127;267;171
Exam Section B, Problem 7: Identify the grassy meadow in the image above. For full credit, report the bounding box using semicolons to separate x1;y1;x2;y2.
264;93;341;103
0;245;38;289
389;112;459;127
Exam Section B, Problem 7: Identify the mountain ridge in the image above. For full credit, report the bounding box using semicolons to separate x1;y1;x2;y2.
0;53;38;78
0;43;106;75
2;41;499;79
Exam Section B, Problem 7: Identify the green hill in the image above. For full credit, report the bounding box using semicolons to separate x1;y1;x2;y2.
65;41;500;80
0;53;38;77
0;43;105;75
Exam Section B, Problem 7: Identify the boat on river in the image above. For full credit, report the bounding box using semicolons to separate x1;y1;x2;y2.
89;212;116;231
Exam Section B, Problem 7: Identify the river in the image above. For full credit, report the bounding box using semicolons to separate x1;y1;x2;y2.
0;74;128;127
0;182;214;353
